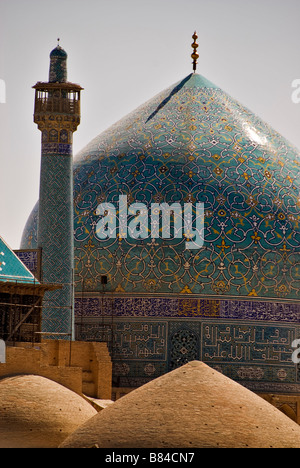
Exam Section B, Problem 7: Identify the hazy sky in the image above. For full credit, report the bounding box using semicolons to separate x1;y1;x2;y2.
1;0;300;249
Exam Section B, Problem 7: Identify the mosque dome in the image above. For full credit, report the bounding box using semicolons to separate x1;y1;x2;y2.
21;60;300;393
22;71;300;301
0;374;97;448
59;361;300;448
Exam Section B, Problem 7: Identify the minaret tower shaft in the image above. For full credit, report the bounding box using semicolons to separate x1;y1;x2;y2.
33;42;83;339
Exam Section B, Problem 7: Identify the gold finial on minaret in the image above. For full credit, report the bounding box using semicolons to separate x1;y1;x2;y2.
191;31;199;72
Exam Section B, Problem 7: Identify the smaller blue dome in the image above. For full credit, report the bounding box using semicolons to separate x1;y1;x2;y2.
50;45;68;58
49;45;67;83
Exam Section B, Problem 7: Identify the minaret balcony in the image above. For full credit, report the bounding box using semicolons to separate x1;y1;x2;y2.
33;82;83;131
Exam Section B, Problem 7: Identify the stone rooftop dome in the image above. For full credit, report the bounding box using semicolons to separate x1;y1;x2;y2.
0;374;97;448
60;361;300;448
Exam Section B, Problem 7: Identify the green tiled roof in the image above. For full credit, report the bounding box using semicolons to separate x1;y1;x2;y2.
0;236;39;284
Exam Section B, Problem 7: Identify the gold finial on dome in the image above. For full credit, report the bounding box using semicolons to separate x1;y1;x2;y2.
191;31;199;72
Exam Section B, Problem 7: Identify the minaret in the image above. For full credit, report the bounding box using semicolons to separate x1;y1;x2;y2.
33;41;83;339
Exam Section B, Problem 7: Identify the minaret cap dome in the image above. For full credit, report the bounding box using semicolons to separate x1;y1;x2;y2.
49;43;68;83
50;45;68;58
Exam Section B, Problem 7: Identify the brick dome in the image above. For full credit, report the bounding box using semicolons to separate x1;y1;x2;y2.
60;361;300;448
0;374;97;448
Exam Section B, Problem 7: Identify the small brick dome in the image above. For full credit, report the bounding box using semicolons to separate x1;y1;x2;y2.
0;374;97;448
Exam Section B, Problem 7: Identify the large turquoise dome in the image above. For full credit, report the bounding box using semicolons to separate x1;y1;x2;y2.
22;72;300;300
21;72;300;392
